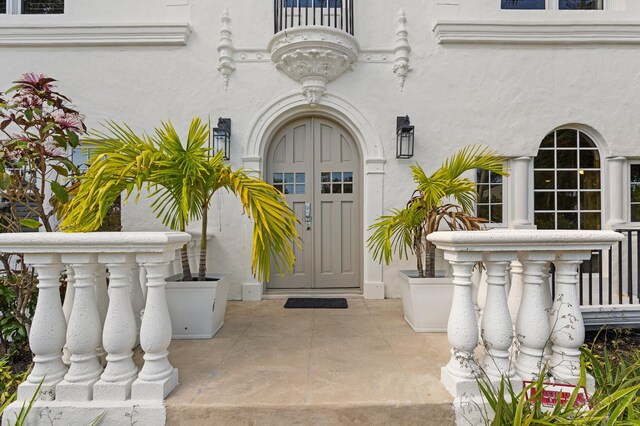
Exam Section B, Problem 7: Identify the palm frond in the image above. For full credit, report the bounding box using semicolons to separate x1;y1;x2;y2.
62;117;300;282
368;144;507;277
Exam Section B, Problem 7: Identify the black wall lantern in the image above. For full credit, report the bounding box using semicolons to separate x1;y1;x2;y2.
212;117;231;160
396;115;414;159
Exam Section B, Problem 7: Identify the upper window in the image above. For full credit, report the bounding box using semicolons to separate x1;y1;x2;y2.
502;0;545;9
284;0;342;6
1;0;64;14
476;170;504;225
502;0;603;9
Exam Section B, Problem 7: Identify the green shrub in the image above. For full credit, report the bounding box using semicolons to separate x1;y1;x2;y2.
0;357;29;408
476;347;640;425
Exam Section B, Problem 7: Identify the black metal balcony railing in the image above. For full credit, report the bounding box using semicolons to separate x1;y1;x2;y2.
549;229;640;306
274;0;354;36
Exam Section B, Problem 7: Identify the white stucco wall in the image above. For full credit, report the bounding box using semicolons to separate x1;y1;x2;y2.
3;0;640;298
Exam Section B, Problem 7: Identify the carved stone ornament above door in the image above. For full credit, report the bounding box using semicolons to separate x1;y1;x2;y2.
268;26;360;105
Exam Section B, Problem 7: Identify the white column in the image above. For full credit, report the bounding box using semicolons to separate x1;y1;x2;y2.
481;253;518;381
363;158;386;299
507;261;524;326
17;254;67;401
514;252;554;381
56;254;104;401
62;267;75;366
131;256;178;400
606;156;626;229
510;156;534;229
549;252;590;382
94;254;139;400
441;253;482;396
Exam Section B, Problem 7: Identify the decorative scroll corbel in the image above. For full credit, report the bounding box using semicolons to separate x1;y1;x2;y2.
393;9;411;91
217;9;235;90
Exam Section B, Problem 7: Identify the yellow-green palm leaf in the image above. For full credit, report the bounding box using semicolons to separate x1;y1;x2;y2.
61;117;300;282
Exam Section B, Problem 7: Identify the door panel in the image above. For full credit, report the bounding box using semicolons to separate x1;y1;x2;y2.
266;117;360;289
267;121;313;289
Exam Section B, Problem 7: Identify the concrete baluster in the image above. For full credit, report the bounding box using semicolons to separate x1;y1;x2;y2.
94;254;139;400
94;264;109;365
549;252;589;382
131;257;178;400
542;263;553;359
139;265;148;301
514;253;554;381
507;260;524;326
477;264;488;322
17;254;67;401
130;264;145;338
56;254;104;401
440;254;482;396
481;253;518;382
62;266;75;366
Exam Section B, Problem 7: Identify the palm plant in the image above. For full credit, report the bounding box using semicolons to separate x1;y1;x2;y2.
367;145;507;278
61;117;299;282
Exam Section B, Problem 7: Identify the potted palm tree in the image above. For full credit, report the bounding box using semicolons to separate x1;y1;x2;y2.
61;117;299;339
367;145;507;332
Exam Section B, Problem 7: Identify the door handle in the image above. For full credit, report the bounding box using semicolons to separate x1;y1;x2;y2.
305;202;312;231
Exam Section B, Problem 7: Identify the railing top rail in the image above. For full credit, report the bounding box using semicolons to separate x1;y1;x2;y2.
0;231;191;254
427;229;623;252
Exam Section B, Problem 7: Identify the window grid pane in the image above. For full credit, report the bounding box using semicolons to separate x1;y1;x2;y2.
273;172;305;195
476;170;503;224
0;0;6;13
534;129;601;230
322;171;353;194
631;165;640;222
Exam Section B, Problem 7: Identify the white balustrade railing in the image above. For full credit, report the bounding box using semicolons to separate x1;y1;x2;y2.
0;232;190;404
427;229;623;400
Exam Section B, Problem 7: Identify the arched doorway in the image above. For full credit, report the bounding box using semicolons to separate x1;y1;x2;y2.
265;117;362;290
533;128;602;230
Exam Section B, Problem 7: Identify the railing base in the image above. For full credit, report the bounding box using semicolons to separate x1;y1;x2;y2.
56;378;100;401
17;380;58;402
131;368;178;400
441;367;479;398
0;400;166;426
93;376;136;401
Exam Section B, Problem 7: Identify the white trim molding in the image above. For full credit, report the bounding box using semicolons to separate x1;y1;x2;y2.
433;21;640;45
0;23;192;47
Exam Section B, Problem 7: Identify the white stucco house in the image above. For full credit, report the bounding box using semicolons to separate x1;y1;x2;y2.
2;0;640;424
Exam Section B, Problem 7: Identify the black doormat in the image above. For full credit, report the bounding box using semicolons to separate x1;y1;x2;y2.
284;297;348;309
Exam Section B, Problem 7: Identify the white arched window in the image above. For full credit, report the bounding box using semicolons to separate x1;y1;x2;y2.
533;129;601;230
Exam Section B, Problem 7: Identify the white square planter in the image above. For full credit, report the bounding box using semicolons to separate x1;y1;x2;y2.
165;272;231;339
398;270;454;333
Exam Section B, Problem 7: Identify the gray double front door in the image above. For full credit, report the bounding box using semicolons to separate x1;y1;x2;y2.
266;117;361;290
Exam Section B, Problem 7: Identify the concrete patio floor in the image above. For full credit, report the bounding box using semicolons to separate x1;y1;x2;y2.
164;299;455;425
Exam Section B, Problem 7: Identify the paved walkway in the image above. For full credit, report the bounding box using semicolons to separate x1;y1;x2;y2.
164;299;454;425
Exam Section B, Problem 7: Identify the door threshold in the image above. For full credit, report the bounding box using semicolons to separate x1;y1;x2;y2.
263;288;364;299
